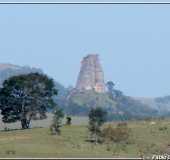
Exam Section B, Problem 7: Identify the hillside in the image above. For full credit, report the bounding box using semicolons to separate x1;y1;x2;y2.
135;96;170;117
59;89;158;120
63;90;117;116
0;63;42;86
0;63;67;96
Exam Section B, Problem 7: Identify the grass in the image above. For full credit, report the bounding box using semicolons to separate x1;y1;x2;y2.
0;114;89;131
0;119;170;158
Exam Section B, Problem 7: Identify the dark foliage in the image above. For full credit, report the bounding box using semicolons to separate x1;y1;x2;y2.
106;81;158;121
0;73;57;129
102;123;130;143
50;107;64;135
66;116;72;125
88;107;107;144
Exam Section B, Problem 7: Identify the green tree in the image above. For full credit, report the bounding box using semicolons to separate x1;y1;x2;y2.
0;73;57;129
106;81;123;100
50;107;64;135
106;81;115;99
106;81;115;91
88;107;107;144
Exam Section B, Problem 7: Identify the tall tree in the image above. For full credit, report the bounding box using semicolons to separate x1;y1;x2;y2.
106;81;115;99
88;107;107;144
106;81;123;100
0;73;57;129
50;107;64;135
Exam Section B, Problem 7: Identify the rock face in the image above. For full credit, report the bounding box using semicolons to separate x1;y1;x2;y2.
76;54;105;93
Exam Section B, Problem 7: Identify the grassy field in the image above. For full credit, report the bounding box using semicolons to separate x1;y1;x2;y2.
0;119;170;158
0;114;89;131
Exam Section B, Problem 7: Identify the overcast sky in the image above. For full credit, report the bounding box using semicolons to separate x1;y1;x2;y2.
0;3;170;97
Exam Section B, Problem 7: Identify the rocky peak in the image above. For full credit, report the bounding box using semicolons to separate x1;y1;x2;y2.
76;54;105;93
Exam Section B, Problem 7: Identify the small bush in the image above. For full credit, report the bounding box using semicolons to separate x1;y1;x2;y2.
5;150;16;155
159;126;168;131
66;116;72;125
102;122;130;143
50;124;61;135
50;107;64;135
88;107;107;144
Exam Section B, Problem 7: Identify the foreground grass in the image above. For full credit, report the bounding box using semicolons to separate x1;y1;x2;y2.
0;119;170;158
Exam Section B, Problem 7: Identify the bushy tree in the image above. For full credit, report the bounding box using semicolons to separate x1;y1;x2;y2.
106;81;115;89
50;107;64;135
106;81;123;100
88;107;107;144
0;73;57;129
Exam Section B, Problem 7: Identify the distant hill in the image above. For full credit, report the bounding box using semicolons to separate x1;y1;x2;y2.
0;63;67;98
115;95;158;120
0;64;19;70
0;63;43;86
134;96;170;117
154;96;170;116
58;89;158;120
133;97;158;109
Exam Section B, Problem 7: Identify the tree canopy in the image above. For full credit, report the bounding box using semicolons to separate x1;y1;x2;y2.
50;107;64;135
88;107;107;144
0;73;57;129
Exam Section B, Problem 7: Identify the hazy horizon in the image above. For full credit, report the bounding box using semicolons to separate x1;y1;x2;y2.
0;4;170;97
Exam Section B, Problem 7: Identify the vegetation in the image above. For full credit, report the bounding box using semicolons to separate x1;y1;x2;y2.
88;107;107;144
66;116;72;125
106;81;123;100
60;82;158;121
0;119;170;158
105;81;158;121
0;73;57;129
50;107;64;135
63;90;116;116
0;64;42;87
0;67;170;158
1;64;170;120
102;123;130;144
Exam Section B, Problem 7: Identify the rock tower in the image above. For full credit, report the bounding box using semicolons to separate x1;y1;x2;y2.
76;54;105;93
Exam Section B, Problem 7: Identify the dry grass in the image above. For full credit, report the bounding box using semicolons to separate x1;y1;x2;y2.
0;118;169;158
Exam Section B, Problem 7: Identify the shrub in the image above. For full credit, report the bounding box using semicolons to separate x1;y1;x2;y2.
159;126;168;131
88;107;107;144
102;122;130;143
50;107;64;135
66;116;72;125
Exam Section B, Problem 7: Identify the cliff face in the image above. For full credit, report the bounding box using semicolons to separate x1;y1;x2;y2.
76;54;105;93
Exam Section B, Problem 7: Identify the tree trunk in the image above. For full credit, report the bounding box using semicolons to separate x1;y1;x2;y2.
21;117;30;129
94;125;98;145
21;102;30;129
21;119;27;129
20;110;33;129
95;132;98;145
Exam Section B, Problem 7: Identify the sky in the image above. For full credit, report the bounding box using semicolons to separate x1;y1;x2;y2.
0;3;170;97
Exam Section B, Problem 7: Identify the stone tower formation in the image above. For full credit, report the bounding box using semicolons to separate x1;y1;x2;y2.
76;54;105;93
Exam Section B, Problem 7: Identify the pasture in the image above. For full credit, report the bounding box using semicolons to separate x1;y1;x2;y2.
0;116;170;158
